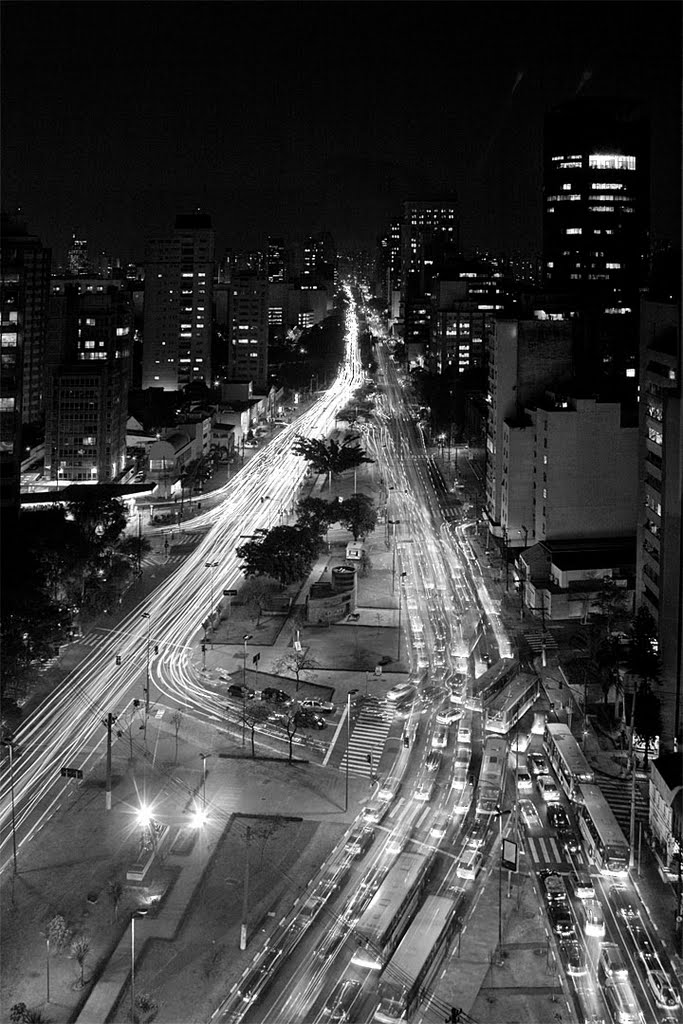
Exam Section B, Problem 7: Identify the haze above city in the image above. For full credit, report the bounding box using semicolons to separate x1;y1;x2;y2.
2;0;680;261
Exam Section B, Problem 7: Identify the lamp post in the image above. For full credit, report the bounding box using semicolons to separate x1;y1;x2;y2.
242;634;252;747
199;752;208;809
205;561;219;637
397;571;407;660
130;909;148;1022
2;737;17;872
344;689;358;813
388;520;400;591
140;612;151;717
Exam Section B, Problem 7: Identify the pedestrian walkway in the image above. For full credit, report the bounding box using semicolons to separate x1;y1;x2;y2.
524;629;559;652
340;706;393;778
524;834;588;872
595;772;649;833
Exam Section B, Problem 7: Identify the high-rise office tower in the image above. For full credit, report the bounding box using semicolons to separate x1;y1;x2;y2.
142;212;215;391
400;197;460;356
227;273;269;387
543;98;649;314
67;232;90;276
44;282;132;483
267;237;286;283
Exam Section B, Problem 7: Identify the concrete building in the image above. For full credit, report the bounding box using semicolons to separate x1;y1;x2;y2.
543;97;649;314
44;284;132;484
400;197;459;357
636;299;682;750
227;273;269;387
648;753;683;876
142;212;215;391
485;316;574;543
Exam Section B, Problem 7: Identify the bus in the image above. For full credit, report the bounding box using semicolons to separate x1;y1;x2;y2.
373;895;458;1023
543;723;595;800
576;783;629;875
484;673;540;734
465;658;519;712
350;851;433;970
476;735;508;816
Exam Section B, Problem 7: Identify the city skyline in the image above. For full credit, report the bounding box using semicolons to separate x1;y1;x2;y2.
2;1;680;262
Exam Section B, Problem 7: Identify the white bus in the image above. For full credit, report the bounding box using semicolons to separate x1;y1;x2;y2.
466;658;519;712
576;783;629;875
484;674;540;734
476;735;508;816
350;851;432;970
543;723;595;800
373;895;458;1023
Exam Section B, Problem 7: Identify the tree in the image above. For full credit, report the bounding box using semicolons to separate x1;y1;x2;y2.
170;709;183;764
70;935;90;989
66;495;127;548
281;707;300;763
243;702;271;757
46;914;72;953
292;435;373;480
295;496;336;534
236;526;322;588
239;577;281;626
273;648;320;691
9;1007;50;1024
107;878;124;923
337;494;377;541
133;991;159;1023
633;687;662;768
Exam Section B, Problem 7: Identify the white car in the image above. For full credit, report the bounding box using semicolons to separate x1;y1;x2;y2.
436;706;462;726
457;723;472;745
413;779;435;802
646;969;680;1009
377;776;401;802
537;774;560;803
516;769;533;792
431;727;448;749
456;848;483;881
300;698;335;715
386;682;416;704
429;812;450;840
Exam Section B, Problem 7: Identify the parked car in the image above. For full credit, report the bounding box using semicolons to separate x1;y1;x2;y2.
228;683;255;700
300;698;335;715
261;687;291;704
294;709;327;730
345;825;375;859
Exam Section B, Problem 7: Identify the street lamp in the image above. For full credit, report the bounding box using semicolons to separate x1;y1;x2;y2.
388;520;400;591
2;737;17;873
397;571;407;660
141;611;151;716
345;689;359;812
204;561;219;637
199;752;209;809
130;909;149;1022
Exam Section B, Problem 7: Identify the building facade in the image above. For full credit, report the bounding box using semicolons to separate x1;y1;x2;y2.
227;273;269;387
142;213;215;390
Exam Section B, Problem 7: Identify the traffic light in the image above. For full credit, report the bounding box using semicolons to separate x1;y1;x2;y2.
115;655;122;666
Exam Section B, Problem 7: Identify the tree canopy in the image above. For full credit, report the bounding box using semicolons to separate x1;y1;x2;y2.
292;435;373;477
236;525;322;588
295;496;336;534
337;493;377;540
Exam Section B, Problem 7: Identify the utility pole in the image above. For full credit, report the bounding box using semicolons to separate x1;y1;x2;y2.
240;826;251;949
105;713;116;811
628;682;638;870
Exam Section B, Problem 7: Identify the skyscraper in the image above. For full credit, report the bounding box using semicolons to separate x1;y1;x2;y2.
227;273;269;387
142;212;215;391
400;197;460;356
543;98;649;314
67;232;90;276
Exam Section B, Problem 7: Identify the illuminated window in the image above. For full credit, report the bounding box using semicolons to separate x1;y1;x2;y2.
606;263;621;269
588;154;636;170
566;228;582;235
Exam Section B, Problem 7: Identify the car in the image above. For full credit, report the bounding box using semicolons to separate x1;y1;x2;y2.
436;706;462;726
362;798;389;824
467;816;488;848
529;752;546;776
413;779;435;802
345;825;375;859
456;848;483;881
300;698;335;715
323;979;362;1022
236;945;283;1004
579;898;605;938
386;682;416;704
547;804;570;830
377;776;401;802
561;939;587;976
394;700;420;720
243;440;259;448
537;774;560;803
261;687;291;704
267;710;288;725
429;811;450;840
314;928;348;961
228;683;256;700
386;827;411;856
516;769;533;792
294;709;327;730
646;969;680;1008
630;925;657;968
542;872;568;904
569;871;595;901
549;901;575;938
420;685;445;705
457;722;472;745
599;942;629;980
431;727;449;749
558;825;580;853
425;751;442;773
609;885;639;921
519;798;542;829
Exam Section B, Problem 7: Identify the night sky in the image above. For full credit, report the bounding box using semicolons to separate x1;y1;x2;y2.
3;1;680;263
